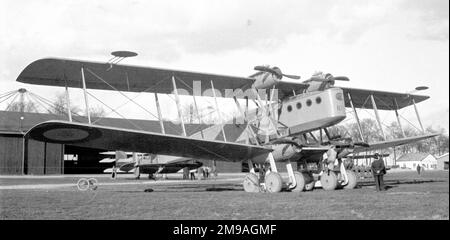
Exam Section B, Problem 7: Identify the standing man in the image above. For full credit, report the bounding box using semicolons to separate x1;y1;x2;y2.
371;153;387;191
416;164;422;175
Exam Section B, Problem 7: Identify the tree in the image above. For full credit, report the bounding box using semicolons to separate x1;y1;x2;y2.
357;119;385;143
387;122;419;154
48;93;81;116
48;93;106;119
88;106;106;118
6;101;39;113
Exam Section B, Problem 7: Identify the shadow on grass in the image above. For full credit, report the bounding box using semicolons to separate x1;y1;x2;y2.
358;179;444;187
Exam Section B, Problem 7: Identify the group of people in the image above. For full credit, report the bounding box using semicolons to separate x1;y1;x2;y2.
184;166;217;180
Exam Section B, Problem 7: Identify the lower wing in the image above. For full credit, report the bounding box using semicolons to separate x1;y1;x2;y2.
26;120;272;162
353;134;439;153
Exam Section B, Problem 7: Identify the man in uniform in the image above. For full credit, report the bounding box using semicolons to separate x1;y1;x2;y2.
324;146;337;171
371;153;386;191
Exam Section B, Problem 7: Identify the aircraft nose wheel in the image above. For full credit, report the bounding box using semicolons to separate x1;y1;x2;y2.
265;172;283;193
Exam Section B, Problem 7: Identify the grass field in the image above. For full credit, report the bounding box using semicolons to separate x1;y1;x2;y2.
0;171;448;220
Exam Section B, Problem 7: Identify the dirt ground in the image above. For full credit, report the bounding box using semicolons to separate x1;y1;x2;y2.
0;171;448;220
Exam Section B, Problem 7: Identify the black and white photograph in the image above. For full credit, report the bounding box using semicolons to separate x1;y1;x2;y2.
0;0;448;227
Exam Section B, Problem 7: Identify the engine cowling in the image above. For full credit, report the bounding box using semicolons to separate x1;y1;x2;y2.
251;72;281;90
271;144;302;161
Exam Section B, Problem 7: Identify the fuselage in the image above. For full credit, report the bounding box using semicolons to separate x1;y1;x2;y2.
278;87;347;136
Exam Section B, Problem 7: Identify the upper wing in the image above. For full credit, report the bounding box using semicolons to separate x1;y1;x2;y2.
16;58;254;95
353;133;439;153
276;80;310;97
341;87;429;110
26;120;271;162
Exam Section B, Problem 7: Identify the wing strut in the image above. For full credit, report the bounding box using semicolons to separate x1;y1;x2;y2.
172;76;187;136
233;96;260;145
412;98;425;133
370;94;386;141
347;93;365;142
393;98;406;138
211;80;227;142
192;93;204;139
154;93;165;134
81;66;91;124
64;76;72;122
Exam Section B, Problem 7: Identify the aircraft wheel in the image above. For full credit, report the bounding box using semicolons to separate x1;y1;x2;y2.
343;170;358;189
291;171;305;192
243;173;260;193
305;181;315;191
265;172;283;193
304;172;315;191
320;171;338;191
77;178;90;191
88;178;98;190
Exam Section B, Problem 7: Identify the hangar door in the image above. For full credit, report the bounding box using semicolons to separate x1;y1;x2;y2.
24;139;64;175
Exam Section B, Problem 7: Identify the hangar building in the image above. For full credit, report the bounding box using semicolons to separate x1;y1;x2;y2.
0;110;248;175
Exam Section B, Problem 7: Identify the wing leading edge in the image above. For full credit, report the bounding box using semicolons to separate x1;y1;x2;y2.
353;133;439;153
16;58;254;95
26;120;271;162
341;87;429;110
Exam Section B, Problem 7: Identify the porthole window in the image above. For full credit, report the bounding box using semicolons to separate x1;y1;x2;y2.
287;105;293;112
306;99;312;107
316;97;322;104
296;102;302;109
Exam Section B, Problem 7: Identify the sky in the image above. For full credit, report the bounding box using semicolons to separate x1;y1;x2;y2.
0;0;448;133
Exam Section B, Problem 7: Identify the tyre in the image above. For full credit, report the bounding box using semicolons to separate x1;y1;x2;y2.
291;171;306;192
88;178;98;190
77;178;90;191
320;171;338;191
343;170;358;189
243;173;260;193
265;172;283;193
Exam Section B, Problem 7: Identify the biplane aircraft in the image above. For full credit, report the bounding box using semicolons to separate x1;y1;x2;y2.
16;52;438;193
100;151;203;179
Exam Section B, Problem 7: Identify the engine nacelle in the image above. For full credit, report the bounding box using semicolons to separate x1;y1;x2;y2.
252;72;281;90
271;144;301;161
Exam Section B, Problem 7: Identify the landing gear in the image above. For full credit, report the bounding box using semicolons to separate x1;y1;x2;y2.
243;173;260;193
303;172;315;191
304;181;315;191
320;171;338;191
343;170;358;189
265;172;283;193
291;171;306;192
